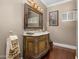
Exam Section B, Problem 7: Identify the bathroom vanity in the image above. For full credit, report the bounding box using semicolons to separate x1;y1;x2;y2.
23;31;50;59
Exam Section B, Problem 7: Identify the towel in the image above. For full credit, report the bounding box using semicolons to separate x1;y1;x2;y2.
6;35;20;59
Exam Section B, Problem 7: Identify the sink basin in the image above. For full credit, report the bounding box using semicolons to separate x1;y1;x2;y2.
23;31;49;36
26;32;34;35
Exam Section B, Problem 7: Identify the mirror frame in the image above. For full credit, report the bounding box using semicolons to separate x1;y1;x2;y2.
24;3;43;29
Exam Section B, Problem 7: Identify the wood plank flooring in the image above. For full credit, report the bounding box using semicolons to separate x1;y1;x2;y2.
42;46;76;59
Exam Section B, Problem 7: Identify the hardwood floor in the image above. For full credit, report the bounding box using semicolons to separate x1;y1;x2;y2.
42;46;76;59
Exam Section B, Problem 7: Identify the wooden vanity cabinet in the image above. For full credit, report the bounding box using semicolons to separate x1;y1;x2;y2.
23;34;50;59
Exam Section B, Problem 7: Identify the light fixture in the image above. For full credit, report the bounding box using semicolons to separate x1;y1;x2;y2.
41;8;43;12
34;3;38;9
37;6;40;11
27;0;43;12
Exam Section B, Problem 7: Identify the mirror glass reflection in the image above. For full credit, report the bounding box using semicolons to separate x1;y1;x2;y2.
28;10;40;27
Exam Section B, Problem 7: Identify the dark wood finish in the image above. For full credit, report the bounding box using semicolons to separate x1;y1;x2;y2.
49;41;53;50
42;46;76;59
23;34;50;59
24;3;43;29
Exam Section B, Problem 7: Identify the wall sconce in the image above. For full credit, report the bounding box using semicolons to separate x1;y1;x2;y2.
37;6;41;11
41;8;43;12
34;3;38;9
27;0;32;3
27;0;43;12
27;0;35;7
31;2;35;7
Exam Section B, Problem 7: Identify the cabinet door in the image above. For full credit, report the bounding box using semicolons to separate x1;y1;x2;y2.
38;35;47;53
26;37;35;56
34;37;39;56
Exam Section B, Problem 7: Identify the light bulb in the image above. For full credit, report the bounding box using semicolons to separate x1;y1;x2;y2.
41;9;43;11
34;4;38;9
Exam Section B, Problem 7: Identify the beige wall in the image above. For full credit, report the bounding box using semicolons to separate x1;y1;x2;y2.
0;0;24;58
0;0;47;58
47;0;77;46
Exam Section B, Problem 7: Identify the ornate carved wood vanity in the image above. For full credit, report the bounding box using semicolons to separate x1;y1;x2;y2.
23;32;50;59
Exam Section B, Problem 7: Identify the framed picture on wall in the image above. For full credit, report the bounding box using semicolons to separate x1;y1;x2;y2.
49;10;59;26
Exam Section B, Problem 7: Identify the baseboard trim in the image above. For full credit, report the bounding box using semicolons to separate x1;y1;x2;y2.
53;42;76;49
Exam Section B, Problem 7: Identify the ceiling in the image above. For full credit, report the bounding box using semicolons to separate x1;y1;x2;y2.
40;0;72;7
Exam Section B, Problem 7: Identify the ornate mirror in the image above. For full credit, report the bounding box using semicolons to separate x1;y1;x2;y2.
24;3;43;29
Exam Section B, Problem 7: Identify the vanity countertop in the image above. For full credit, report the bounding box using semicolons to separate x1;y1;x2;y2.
23;31;49;36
